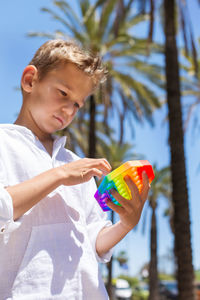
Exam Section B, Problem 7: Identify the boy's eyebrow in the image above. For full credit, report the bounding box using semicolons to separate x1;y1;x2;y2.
57;79;73;91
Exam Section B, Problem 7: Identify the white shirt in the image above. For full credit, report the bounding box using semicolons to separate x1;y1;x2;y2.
0;124;112;300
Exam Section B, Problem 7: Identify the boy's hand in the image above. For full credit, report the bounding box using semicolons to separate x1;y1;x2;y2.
60;158;112;186
106;171;150;231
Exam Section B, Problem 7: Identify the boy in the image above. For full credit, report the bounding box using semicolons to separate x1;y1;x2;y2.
0;39;150;299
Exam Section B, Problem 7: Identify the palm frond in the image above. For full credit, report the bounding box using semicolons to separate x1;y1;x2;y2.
98;0;119;39
54;1;83;32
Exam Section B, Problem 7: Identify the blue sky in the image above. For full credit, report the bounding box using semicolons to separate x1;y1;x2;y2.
0;0;200;278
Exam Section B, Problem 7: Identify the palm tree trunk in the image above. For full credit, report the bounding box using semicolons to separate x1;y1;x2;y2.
164;1;195;299
149;204;159;300
107;257;114;299
88;95;96;158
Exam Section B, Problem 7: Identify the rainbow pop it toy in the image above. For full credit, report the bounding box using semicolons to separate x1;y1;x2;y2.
94;160;155;211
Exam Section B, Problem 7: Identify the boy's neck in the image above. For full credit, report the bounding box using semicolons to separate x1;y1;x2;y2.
14;115;54;156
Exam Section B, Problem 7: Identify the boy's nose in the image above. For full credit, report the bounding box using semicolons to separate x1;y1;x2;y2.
61;105;76;117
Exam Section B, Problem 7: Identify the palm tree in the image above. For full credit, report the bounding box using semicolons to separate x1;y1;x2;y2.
164;1;195;299
148;165;171;300
133;0;199;298
180;41;200;133
28;0;163;158
116;250;128;269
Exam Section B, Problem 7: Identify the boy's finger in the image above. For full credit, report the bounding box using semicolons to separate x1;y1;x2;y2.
90;158;112;174
109;189;131;209
110;189;133;211
124;175;140;203
100;158;112;171
105;199;124;214
85;168;103;180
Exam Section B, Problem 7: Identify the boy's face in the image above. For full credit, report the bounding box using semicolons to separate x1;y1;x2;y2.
22;63;93;137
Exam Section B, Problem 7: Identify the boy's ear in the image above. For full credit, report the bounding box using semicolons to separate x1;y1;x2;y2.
21;65;38;93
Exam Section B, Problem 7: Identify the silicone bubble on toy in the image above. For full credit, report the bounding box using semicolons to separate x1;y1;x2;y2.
94;160;155;211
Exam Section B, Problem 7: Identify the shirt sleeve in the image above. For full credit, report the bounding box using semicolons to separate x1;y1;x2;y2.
82;177;113;263
0;158;21;235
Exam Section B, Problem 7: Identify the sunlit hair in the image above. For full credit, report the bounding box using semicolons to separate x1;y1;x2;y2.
28;39;107;89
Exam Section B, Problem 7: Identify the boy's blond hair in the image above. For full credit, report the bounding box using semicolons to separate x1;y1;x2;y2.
28;39;107;88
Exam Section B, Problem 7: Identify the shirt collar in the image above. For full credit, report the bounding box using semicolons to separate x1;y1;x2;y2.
52;134;67;153
0;124;67;149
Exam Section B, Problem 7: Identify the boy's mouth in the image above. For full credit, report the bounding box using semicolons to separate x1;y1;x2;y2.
54;116;64;126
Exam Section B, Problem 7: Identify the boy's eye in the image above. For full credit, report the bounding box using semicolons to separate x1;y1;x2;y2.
74;102;80;109
59;90;67;97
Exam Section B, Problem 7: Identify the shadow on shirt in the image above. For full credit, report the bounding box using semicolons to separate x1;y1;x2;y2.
1;193;88;298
